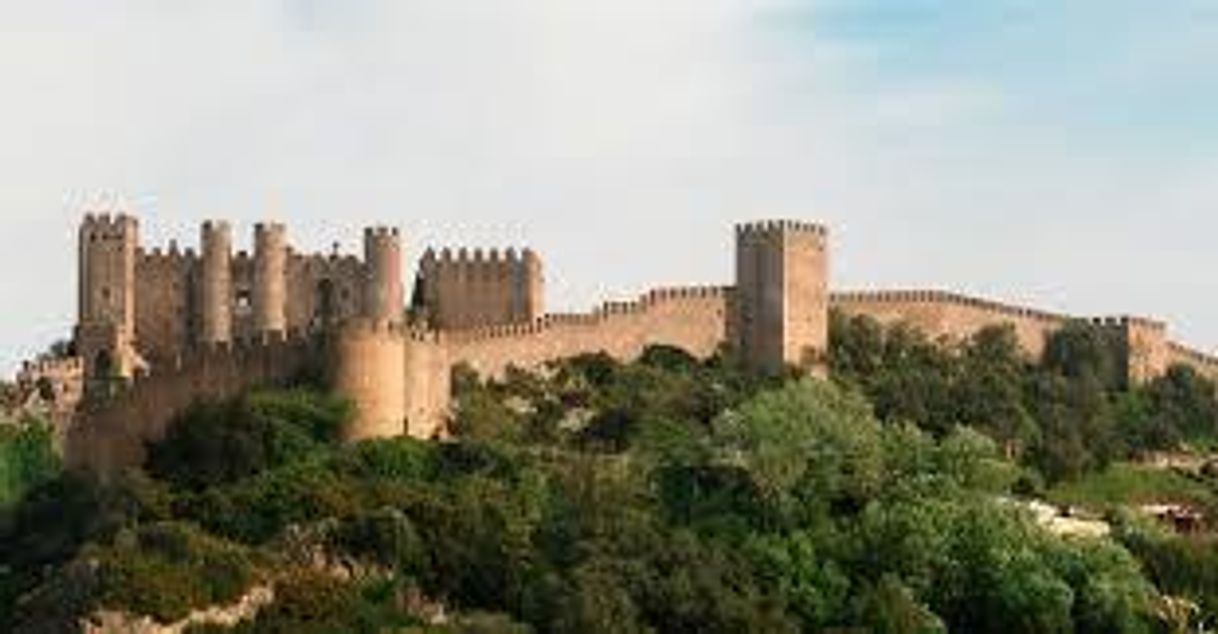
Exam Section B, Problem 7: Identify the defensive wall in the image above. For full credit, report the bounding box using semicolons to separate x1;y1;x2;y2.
57;213;1218;478
416;246;544;330
441;284;733;379
67;283;733;477
1167;342;1218;383
830;289;1218;384
830;289;1072;358
14;356;85;432
66;331;323;477
338;284;732;446
17;356;86;403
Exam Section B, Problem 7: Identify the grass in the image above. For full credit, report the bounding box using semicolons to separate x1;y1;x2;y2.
1046;462;1217;513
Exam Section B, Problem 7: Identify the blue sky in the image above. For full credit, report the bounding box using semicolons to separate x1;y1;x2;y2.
1;1;1217;374
792;1;1218;146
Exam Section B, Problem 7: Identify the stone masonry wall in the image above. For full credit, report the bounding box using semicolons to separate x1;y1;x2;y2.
66;333;321;479
1167;342;1218;383
831;289;1071;359
831;289;1218;385
135;246;198;367
417;247;544;330
442;285;732;380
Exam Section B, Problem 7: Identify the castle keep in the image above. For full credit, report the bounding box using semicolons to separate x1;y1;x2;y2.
52;211;1218;476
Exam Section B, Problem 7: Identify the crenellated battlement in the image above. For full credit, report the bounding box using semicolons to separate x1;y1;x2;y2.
1168;341;1218;372
65;211;1218;477
438;284;731;346
831;289;1070;325
644;285;732;303
201;219;231;234
254;221;286;236
291;252;363;270
18;356;85;381
736;219;828;238
365;226;401;239
1091;315;1168;332
422;245;538;267
137;243;199;265
336;317;407;339
81;212;139;239
416;243;544;330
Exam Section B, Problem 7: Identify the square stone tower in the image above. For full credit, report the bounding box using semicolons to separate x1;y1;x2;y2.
415;247;544;330
77;213;141;383
734;220;829;376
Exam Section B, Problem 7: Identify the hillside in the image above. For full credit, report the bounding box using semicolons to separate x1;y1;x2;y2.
5;314;1218;632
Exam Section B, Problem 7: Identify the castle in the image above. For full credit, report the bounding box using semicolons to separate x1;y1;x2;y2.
32;210;1218;476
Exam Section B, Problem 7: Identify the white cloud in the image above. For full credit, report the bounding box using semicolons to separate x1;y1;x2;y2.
1;1;1217;375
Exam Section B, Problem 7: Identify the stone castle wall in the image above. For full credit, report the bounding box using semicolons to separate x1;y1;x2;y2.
135;246;198;367
830;289;1071;358
63;214;1218;479
416;247;544;330
1167;342;1218;382
831;289;1218;385
15;356;85;432
281;252;367;334
441;285;732;380
126;234;373;364
67;284;731;476
402;331;450;440
66;333;322;477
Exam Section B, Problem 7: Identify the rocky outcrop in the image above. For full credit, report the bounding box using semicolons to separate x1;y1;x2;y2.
80;585;274;634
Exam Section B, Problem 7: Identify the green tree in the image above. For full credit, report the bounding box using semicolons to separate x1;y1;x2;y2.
147;389;349;491
0;419;60;507
954;327;1038;457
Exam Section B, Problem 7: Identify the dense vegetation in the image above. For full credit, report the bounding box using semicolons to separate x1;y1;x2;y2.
830;313;1218;481
0;420;59;507
4;314;1218;631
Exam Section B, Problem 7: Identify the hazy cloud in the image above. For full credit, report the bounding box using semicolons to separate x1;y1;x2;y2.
2;1;1217;374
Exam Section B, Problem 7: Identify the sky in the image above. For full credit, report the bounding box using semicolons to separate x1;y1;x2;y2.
2;0;1217;375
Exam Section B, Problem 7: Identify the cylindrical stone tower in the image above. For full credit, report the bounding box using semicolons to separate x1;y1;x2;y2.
520;248;544;322
363;226;404;326
253;222;287;336
200;220;233;345
332;318;407;441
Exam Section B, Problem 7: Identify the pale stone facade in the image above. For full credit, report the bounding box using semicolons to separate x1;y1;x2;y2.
58;212;1218;477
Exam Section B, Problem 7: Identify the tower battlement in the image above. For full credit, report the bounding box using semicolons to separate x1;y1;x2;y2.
81;213;139;237
736;219;828;239
138;244;199;263
365;226;401;238
60;211;1218;479
423;246;538;266
735;219;829;375
416;243;543;329
1092;315;1168;332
